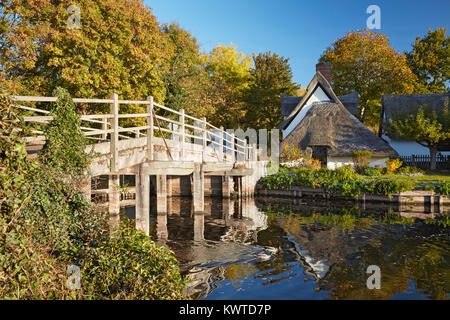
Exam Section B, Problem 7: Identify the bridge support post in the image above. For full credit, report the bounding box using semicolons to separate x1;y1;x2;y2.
136;165;150;235
156;212;168;246
193;163;204;213
222;198;233;225
222;175;232;198
242;175;248;198
108;174;120;233
194;212;204;241
156;174;167;213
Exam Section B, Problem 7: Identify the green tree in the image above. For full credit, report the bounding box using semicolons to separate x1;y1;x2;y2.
406;28;450;93
161;23;214;118
243;52;299;129
204;43;253;128
387;100;450;170
320;30;417;129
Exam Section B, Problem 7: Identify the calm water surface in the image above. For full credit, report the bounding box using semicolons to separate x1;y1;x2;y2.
122;197;449;300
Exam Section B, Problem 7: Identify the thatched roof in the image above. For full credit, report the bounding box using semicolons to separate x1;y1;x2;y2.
379;92;450;135
379;92;450;151
279;72;339;130
281;94;302;117
281;91;359;118
337;91;359;116
281;102;398;157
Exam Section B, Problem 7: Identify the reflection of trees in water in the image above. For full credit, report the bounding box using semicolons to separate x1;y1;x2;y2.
149;196;449;299
319;232;449;300
256;199;449;300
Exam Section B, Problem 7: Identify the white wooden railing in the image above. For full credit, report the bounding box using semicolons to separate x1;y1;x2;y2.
10;94;255;170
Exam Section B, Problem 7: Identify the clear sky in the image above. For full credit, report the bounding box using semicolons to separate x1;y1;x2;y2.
145;0;450;88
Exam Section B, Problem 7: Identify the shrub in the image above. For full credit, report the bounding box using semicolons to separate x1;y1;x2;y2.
386;158;403;173
339;179;365;198
0;90;185;299
334;165;356;180
396;166;425;175
364;178;417;196
423;184;436;191
258;168;299;190
363;167;383;176
306;158;322;170
439;182;450;195
281;143;302;163
352;150;372;172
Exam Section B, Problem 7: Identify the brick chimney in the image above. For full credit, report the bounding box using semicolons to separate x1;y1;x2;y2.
316;62;332;84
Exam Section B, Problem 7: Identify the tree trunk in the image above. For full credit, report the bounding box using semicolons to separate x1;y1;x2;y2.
430;145;438;170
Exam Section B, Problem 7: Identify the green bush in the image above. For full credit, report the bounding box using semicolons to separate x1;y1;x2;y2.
363;179;417;196
0;90;184;299
258;168;299;190
423;184;436;191
363;167;383;176
396;166;425;175
338;179;366;198
438;182;450;195
352;150;372;172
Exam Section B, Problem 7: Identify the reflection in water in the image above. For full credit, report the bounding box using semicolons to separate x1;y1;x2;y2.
121;196;450;300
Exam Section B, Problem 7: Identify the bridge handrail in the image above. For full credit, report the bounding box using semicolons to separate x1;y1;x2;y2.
10;94;255;169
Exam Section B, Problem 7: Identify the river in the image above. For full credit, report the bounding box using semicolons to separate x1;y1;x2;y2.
121;196;449;300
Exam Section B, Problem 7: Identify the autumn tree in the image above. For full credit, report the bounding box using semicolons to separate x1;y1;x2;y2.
406;28;450;94
386;100;450;170
243;52;299;129
0;0;170;113
320;30;417;129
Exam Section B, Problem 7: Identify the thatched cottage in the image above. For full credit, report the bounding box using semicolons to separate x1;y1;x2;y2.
279;63;397;169
379;92;450;157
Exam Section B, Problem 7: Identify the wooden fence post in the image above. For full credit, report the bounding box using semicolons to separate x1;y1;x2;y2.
202;117;207;163
102;117;108;141
180;109;185;160
243;139;247;162
231;132;235;163
147;96;154;161
110;93;119;172
219;126;224;163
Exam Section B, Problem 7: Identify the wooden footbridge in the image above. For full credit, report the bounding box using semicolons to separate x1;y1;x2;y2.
11;94;268;235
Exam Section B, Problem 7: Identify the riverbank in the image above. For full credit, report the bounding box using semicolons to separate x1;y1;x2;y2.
256;166;450;213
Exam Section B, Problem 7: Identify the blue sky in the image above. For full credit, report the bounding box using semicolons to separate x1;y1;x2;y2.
145;0;450;87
